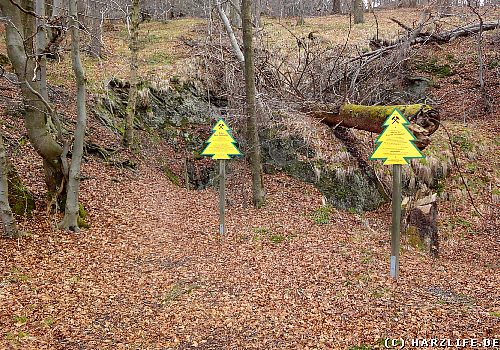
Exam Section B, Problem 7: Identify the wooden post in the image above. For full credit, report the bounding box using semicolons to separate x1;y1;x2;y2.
219;159;226;236
391;164;402;279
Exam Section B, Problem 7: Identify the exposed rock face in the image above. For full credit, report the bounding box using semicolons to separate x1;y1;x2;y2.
260;129;386;212
94;77;218;131
406;194;439;257
93;78;445;212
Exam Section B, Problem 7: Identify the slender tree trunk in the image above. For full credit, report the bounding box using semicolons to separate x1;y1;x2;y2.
35;0;49;102
51;0;63;17
242;0;265;208
231;0;242;28
0;134;18;238
124;0;140;147
254;0;261;28
216;0;245;63
59;0;87;232
332;0;342;14
0;0;65;199
353;0;365;23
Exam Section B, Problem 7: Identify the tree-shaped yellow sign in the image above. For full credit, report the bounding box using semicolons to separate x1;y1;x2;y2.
369;108;424;165
201;119;242;160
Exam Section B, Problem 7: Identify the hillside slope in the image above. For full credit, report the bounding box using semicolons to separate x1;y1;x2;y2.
1;8;499;349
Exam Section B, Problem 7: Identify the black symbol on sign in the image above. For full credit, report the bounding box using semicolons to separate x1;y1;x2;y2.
392;116;399;124
219;124;224;129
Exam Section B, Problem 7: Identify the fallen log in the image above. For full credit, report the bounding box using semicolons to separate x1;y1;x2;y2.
304;103;440;149
366;21;500;60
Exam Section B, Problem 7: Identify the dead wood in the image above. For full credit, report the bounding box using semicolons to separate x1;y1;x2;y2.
366;21;500;60
304;103;440;149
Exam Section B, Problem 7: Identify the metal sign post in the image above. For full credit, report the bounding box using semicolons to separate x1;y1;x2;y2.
369;108;425;280
390;164;402;279
200;119;242;236
219;159;226;236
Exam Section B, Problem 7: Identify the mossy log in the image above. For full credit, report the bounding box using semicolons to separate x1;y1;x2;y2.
305;103;440;149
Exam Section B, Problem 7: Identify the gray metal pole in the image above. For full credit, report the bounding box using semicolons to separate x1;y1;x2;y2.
391;164;402;279
219;159;226;236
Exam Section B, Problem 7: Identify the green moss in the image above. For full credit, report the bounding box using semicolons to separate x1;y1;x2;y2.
0;53;10;66
77;203;90;228
452;134;473;153
7;167;35;217
415;58;454;78
309;205;332;224
341;103;432;120
163;167;181;186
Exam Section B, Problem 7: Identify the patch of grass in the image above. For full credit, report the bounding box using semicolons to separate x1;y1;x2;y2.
146;52;173;66
5;331;30;344
465;163;477;173
162;282;199;304
489;311;500;318
488;59;499;69
252;227;290;244
451;134;473;153
13;315;28;326
7;268;29;283
269;233;286;244
42;317;55;327
252;226;269;239
348;345;373;350
309;205;333;224
415;58;454;78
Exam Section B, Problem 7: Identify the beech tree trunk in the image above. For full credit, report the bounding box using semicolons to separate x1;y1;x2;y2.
59;0;87;232
305;103;440;149
0;0;65;199
242;0;266;208
352;0;364;24
217;0;245;63
124;0;140;147
332;0;341;14
0;133;18;238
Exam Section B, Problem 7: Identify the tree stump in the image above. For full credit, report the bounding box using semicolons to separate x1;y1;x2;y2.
406;194;439;257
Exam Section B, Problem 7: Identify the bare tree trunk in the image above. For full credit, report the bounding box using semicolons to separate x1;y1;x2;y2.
332;0;342;14
231;0;242;28
468;1;491;112
51;0;63;17
254;0;261;28
124;0;140;147
0;134;18;238
0;0;65;199
242;0;265;208
35;0;49;101
216;0;245;63
352;0;364;23
84;0;103;57
59;0;87;232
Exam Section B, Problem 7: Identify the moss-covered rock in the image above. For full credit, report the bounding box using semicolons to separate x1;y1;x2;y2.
77;203;90;229
260;128;386;212
7;166;35;217
0;53;10;66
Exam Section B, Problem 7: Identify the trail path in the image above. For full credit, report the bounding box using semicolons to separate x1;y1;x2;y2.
1;159;498;349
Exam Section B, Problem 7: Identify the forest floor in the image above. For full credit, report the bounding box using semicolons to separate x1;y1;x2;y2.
0;7;499;350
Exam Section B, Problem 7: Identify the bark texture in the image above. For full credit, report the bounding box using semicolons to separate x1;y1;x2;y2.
124;0;140;147
305;103;440;149
242;0;266;208
59;0;87;232
0;133;18;237
0;0;65;198
352;0;364;24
